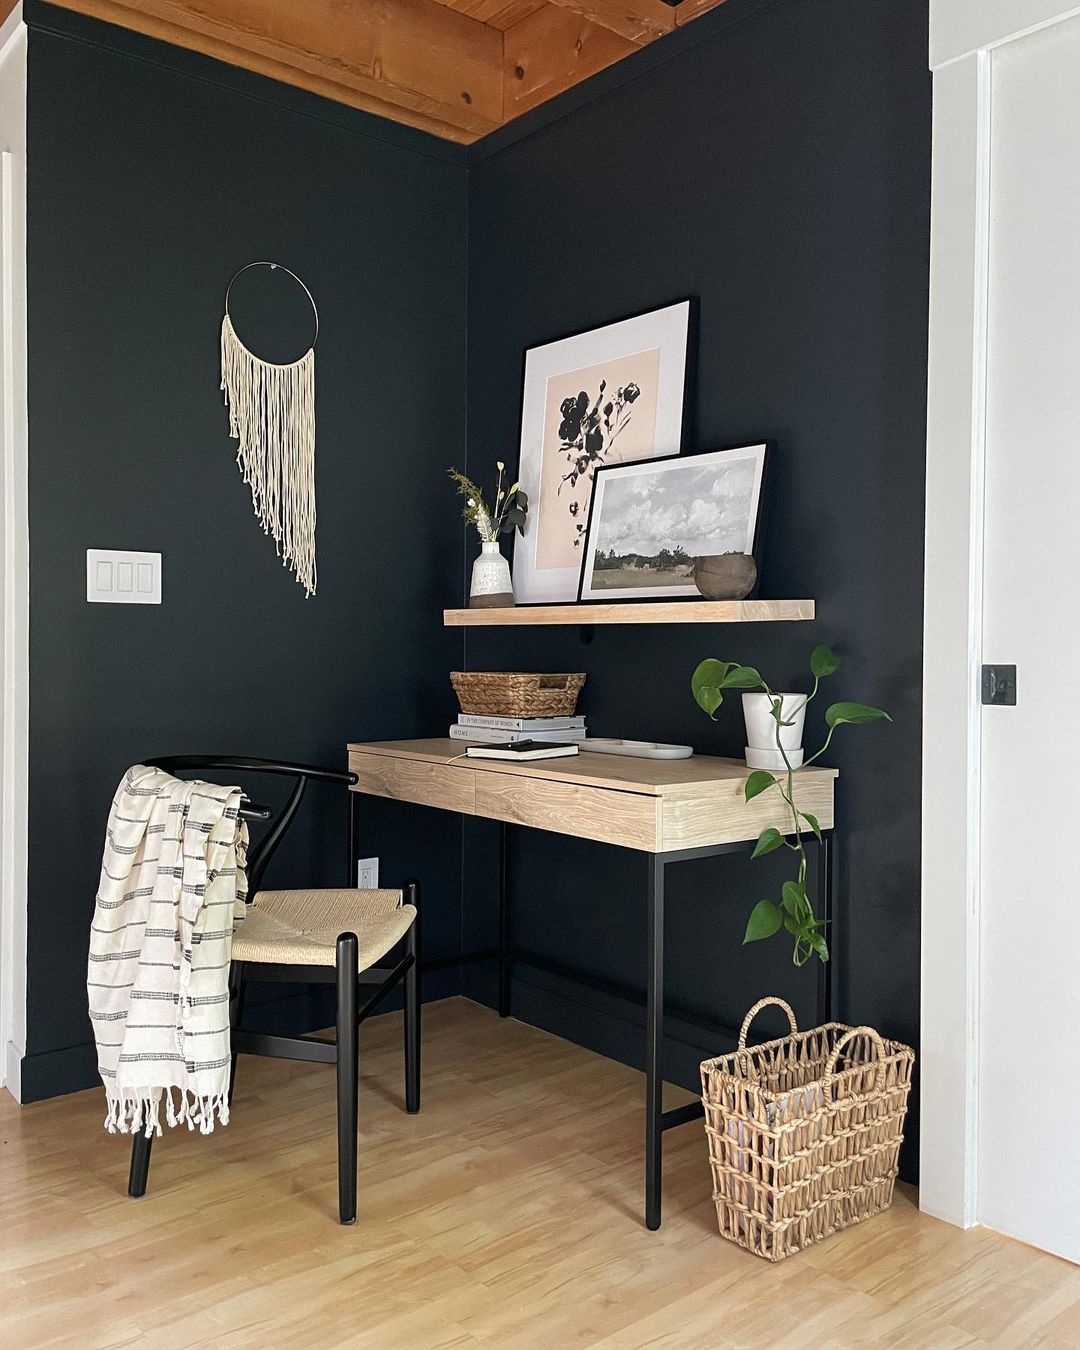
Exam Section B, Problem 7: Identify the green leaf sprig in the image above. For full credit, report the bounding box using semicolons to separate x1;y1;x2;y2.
448;465;529;543
691;644;890;967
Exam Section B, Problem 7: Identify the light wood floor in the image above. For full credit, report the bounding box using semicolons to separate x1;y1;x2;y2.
3;997;1079;1349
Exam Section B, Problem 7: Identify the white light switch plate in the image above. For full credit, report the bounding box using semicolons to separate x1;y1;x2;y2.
357;857;379;890
86;549;162;604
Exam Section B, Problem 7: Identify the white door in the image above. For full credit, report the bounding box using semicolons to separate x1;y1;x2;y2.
977;13;1080;1264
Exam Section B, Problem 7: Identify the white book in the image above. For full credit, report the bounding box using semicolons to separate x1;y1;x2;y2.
449;724;586;743
466;741;580;761
457;713;586;731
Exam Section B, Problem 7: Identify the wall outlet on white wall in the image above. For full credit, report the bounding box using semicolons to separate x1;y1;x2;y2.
356;857;379;890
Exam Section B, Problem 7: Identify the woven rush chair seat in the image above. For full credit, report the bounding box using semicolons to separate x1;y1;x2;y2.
233;888;417;970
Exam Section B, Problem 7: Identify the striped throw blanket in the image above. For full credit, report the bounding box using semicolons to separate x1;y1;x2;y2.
87;765;249;1136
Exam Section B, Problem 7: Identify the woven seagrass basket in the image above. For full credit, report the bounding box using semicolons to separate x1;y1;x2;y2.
700;996;915;1263
450;672;585;719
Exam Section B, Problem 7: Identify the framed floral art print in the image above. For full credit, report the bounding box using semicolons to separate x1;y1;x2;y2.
511;301;693;604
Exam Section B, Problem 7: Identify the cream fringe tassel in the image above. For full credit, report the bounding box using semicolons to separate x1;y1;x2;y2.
221;313;317;597
104;1086;231;1139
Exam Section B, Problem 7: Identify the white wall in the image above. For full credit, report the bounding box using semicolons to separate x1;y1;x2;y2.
0;1;27;1102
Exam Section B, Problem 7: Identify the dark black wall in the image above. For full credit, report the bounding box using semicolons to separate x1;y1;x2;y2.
21;5;468;1099
463;0;929;1173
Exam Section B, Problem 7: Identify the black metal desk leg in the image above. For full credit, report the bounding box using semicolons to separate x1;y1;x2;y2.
645;853;665;1231
815;833;835;1025
498;823;511;1018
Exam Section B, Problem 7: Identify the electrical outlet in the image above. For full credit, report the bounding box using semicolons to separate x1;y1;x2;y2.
356;857;379;890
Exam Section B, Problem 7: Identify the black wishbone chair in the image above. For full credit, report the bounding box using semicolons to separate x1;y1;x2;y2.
126;756;420;1224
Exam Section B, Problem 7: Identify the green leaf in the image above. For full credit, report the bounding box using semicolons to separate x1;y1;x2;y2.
825;701;893;728
781;880;811;922
810;644;841;678
783;914;828;960
743;899;783;944
750;827;784;859
800;811;822;843
744;770;777;802
691;659;731;718
692;660;768;718
720;664;764;690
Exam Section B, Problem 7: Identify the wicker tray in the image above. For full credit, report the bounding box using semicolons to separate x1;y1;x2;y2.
450;672;585;718
700;997;915;1262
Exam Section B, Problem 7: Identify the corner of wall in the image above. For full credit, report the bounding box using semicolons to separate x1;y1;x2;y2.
0;3;28;1103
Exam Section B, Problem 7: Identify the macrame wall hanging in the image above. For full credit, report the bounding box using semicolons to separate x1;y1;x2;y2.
220;261;319;597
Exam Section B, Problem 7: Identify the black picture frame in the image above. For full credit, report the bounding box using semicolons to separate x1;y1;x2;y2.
575;441;771;605
509;298;698;605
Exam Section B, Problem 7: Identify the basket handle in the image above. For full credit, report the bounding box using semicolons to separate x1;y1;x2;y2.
536;675;570;690
737;996;798;1052
823;1025;888;1095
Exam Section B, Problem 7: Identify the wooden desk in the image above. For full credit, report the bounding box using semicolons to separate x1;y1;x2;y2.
347;738;838;1229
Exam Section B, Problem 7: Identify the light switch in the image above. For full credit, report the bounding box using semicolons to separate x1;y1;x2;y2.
87;550;162;604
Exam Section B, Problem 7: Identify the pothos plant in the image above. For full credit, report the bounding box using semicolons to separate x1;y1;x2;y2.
448;464;528;543
691;645;890;967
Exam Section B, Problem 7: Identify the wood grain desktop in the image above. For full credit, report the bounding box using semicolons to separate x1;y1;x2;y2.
347;739;837;854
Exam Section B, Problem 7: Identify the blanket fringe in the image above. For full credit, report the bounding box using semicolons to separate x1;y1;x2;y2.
105;1087;231;1138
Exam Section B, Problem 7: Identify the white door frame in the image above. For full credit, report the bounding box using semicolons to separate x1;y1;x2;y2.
921;0;1080;1226
0;2;26;1103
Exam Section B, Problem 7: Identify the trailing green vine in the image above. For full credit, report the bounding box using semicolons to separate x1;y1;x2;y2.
691;645;890;967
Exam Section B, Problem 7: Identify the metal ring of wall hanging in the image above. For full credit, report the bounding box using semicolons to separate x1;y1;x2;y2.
220;261;319;597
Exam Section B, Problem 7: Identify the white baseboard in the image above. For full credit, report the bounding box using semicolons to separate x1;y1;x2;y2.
3;1038;22;1102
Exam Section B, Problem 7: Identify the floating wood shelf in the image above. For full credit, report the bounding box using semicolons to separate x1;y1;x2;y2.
443;599;815;627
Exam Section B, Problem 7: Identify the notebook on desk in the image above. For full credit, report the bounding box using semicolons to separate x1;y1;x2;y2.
465;740;580;762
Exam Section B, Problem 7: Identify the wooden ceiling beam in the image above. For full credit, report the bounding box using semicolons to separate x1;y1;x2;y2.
43;0;737;144
429;0;547;29
674;0;731;26
503;3;635;119
49;0;505;140
544;0;674;45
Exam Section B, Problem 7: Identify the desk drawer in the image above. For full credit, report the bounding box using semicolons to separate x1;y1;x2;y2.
474;773;660;851
349;751;474;815
661;776;835;849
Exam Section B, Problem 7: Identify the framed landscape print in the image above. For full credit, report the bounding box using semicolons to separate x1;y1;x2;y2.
511;300;693;604
577;443;768;602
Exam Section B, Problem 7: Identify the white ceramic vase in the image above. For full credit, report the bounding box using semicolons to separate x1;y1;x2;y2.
742;692;807;771
469;540;514;608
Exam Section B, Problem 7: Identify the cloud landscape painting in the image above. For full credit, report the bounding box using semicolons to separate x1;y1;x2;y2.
580;445;766;599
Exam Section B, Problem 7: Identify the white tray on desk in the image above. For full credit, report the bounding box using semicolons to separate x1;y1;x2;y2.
579;738;693;760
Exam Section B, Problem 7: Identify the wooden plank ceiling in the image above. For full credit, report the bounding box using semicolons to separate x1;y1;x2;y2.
50;0;728;143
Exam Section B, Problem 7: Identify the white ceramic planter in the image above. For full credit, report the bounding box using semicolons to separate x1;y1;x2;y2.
469;540;514;608
744;745;805;771
742;692;807;766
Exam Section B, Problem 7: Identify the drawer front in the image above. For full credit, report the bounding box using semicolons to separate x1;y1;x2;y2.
474;774;660;851
662;776;835;850
349;751;475;815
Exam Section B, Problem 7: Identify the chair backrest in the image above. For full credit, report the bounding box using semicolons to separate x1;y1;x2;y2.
147;755;357;896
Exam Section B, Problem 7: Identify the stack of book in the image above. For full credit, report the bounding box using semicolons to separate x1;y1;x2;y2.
449;712;586;743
